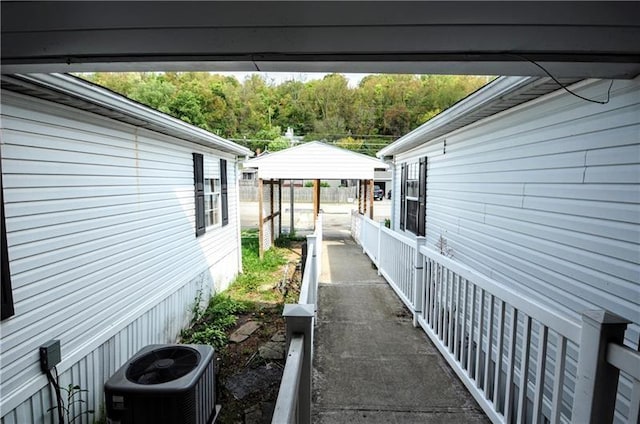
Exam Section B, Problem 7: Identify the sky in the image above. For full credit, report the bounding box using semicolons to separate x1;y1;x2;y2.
216;71;372;87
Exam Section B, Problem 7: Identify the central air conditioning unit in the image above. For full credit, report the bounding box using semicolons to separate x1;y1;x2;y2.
104;344;220;424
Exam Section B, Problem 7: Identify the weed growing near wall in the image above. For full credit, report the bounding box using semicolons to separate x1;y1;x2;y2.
181;294;248;349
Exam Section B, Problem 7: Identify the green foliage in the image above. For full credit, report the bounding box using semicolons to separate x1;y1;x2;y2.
181;293;247;349
303;181;330;188
268;136;292;151
274;233;306;248
48;384;94;424
225;230;289;301
336;136;364;152
80;72;490;155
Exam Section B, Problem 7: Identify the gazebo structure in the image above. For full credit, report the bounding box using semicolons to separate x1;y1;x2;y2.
243;141;388;256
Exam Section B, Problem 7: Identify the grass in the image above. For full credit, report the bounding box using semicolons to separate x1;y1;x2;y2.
226;229;290;302
182;229;300;347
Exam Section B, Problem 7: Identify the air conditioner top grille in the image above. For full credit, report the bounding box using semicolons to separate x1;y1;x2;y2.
126;346;200;385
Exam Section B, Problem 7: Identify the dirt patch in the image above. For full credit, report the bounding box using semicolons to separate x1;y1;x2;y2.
216;242;303;423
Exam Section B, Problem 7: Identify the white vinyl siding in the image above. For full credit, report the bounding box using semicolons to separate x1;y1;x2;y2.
0;91;242;422
394;78;639;341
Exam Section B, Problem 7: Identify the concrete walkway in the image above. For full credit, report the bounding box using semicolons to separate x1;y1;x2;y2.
312;229;489;424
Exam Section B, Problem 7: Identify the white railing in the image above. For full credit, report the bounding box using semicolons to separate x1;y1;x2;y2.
351;212;638;424
272;214;323;424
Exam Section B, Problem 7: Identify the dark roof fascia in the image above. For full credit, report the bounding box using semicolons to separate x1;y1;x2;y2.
1;73;251;157
377;76;581;158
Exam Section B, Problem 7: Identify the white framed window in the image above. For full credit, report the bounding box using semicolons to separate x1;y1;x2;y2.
400;156;427;236
204;177;221;228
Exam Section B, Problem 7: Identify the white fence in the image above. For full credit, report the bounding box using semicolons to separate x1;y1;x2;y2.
351;211;639;424
272;214;323;424
241;186;357;203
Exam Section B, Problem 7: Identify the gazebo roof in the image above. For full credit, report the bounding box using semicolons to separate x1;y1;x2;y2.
244;141;388;180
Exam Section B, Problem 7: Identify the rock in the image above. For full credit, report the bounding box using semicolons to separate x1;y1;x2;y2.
244;402;275;424
229;321;261;343
258;341;285;360
225;364;283;400
244;405;261;424
270;332;286;342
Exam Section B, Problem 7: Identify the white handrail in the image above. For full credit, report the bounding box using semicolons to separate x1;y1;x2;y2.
349;211;635;424
272;213;322;424
419;245;581;343
272;335;304;423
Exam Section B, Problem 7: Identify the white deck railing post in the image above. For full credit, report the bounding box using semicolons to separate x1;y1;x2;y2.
376;221;383;274
572;310;630;424
412;236;426;327
305;235;317;307
283;304;315;424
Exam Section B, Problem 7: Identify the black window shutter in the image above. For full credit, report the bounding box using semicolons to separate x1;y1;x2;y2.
193;153;205;237
400;163;407;231
418;156;428;237
1;169;15;320
220;159;229;226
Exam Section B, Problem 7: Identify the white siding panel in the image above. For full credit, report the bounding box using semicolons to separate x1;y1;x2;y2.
1;91;243;422
584;164;640;184
586;144;640;166
397;77;639;339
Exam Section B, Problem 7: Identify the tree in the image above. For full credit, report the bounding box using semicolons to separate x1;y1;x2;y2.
336;136;364;152
79;72;490;152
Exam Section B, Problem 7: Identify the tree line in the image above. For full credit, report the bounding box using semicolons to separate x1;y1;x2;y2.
82;72;490;155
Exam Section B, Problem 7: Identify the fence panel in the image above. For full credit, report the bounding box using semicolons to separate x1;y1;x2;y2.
360;216;380;264
241;186;357;203
378;226;416;310
419;250;582;424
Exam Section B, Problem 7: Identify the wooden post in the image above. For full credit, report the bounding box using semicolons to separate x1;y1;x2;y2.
358;180;363;214
572;310;630;424
368;178;374;220
289;179;294;235
270;179;275;246
258;178;264;259
278;179;282;239
313;179;320;223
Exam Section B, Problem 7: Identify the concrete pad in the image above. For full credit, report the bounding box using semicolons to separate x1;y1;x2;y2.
314;410;489;424
312;231;489;424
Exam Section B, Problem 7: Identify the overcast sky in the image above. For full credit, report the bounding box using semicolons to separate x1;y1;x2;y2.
216;71;372;87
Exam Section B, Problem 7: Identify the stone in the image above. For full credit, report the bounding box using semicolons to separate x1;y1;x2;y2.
244;405;262;424
225;364;283;400
270;332;286;342
258;341;285;360
229;321;260;343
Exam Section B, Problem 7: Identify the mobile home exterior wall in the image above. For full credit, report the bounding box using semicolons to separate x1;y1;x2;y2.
391;78;639;343
1;88;244;423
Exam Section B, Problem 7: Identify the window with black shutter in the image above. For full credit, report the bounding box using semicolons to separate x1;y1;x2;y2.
220;159;229;226
1;170;15;320
400;163;407;230
193;153;206;237
400;156;427;237
418;156;427;236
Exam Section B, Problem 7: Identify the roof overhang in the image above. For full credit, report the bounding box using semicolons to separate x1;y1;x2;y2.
1;2;639;79
377;75;583;158
1;73;252;156
244;141;388;180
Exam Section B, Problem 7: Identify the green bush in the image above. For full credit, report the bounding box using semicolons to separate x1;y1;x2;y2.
303;181;330;188
181;294;247;349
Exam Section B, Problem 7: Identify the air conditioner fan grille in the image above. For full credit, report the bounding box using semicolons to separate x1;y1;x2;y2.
126;346;200;385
